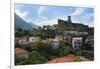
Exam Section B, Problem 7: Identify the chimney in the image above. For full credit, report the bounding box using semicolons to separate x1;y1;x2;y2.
68;16;72;23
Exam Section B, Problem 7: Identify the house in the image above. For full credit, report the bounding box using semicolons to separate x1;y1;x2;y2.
64;30;78;35
15;48;30;58
64;35;72;44
19;38;29;45
51;39;59;49
72;37;83;50
64;30;88;36
29;37;41;43
15;38;20;44
85;36;94;47
78;32;88;35
55;35;64;42
15;38;29;45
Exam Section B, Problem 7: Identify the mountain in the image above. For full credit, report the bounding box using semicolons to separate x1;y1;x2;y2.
14;14;39;30
29;22;39;29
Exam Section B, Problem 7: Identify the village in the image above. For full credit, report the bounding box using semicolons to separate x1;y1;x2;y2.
15;16;94;65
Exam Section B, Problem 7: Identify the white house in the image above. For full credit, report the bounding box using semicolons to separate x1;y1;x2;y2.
55;35;64;42
52;39;59;49
15;38;29;45
19;38;28;45
15;48;30;58
72;37;83;50
29;37;40;43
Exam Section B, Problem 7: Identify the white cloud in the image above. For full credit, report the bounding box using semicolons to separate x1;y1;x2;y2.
38;6;47;15
15;4;23;10
38;6;48;20
34;13;94;27
37;18;58;27
39;16;48;20
15;9;28;18
71;8;85;16
57;16;68;20
36;16;69;27
88;22;94;27
72;16;94;27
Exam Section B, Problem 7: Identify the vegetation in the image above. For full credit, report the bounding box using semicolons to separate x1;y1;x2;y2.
15;39;74;65
15;28;31;37
15;27;56;39
74;55;81;62
15;26;94;65
29;51;48;64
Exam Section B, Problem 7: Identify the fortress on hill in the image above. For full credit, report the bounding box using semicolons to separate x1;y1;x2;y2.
58;16;89;32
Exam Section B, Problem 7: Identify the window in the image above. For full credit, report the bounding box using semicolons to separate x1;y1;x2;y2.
79;46;81;48
74;46;77;48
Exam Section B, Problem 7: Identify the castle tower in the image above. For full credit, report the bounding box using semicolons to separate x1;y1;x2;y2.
68;16;72;23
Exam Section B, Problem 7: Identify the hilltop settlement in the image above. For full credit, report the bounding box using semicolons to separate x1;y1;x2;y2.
15;15;94;65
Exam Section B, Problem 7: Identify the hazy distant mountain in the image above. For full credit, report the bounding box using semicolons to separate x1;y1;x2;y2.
14;14;39;30
29;22;39;29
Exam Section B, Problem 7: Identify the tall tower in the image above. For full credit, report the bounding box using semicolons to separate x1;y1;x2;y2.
68;16;72;23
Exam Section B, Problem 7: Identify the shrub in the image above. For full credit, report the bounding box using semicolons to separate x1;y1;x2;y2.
74;55;81;62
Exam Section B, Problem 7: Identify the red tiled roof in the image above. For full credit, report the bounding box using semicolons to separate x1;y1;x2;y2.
15;48;29;55
47;54;75;63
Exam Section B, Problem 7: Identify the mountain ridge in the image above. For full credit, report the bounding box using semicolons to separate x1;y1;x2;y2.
14;13;39;31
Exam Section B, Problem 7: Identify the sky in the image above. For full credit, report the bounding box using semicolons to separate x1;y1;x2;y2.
15;4;94;27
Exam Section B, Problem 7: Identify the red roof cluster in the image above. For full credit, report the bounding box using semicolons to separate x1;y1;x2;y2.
15;48;29;55
47;54;75;63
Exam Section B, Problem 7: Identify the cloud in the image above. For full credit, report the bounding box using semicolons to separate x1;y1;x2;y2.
70;8;94;27
36;18;58;27
88;22;94;27
38;6;47;16
15;9;28;18
71;8;85;16
38;6;48;20
36;16;69;27
15;4;94;27
15;4;23;10
39;16;48;20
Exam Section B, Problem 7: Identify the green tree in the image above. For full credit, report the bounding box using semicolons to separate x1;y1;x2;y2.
29;51;47;64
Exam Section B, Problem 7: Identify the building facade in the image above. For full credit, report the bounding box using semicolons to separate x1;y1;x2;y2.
29;37;41;43
72;37;83;50
15;38;29;45
51;39;59;49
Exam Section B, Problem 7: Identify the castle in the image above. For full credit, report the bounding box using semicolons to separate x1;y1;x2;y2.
58;16;89;32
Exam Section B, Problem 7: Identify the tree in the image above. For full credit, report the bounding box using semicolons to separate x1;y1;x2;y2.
29;51;47;64
15;28;31;37
15;56;27;65
33;40;42;50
